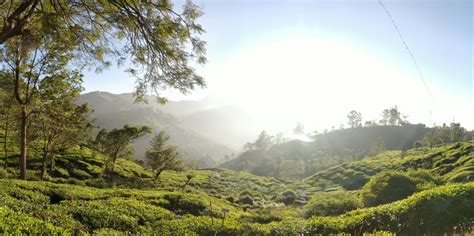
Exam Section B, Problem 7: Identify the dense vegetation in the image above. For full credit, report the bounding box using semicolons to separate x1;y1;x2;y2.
0;1;472;235
0;142;472;234
221;124;472;179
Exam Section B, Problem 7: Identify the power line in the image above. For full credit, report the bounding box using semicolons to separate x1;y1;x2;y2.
377;0;432;97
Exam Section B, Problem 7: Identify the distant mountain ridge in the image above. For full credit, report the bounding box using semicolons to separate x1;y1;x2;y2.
77;91;236;167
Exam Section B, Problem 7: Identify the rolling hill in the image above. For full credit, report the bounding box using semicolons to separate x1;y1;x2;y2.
76;91;235;167
220;125;436;178
0;142;473;234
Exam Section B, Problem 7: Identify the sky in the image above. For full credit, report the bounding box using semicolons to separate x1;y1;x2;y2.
82;0;473;133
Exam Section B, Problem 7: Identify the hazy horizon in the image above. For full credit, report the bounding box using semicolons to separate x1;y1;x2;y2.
81;0;473;132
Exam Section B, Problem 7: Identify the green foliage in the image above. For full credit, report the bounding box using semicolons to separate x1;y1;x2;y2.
306;142;473;190
276;190;298;205
0;1;207;102
145;131;184;179
304;191;361;217
238;195;254;206
222;125;432;179
91;125;151;174
361;171;418;207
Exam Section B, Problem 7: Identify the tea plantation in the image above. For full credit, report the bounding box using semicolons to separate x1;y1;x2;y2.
0;142;473;235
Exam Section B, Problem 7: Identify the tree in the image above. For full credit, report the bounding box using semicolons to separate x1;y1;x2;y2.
94;125;151;175
293;122;305;135
423;130;443;149
0;78;17;167
145;131;184;179
347;110;362;128
243;131;274;151
0;1;207;102
449;123;465;143
0;31;78;179
34;74;90;179
380;106;407;126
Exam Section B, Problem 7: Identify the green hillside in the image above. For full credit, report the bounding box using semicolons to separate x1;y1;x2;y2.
1;142;473;234
305;142;473;190
221;125;435;179
76;91;234;167
1;179;472;235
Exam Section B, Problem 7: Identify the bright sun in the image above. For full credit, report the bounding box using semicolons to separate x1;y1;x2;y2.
208;36;434;133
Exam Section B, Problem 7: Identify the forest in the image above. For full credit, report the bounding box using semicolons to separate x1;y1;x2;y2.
0;1;473;235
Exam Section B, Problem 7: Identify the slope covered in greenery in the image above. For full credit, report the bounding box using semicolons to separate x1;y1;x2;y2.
220;125;437;179
76;91;234;167
0;142;473;235
1;179;472;235
305;142;473;190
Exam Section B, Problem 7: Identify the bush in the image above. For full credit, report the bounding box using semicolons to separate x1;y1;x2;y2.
361;171;417;207
276;190;297;205
407;169;439;190
238;195;254;205
0;168;8;178
304;191;361;217
225;196;235;203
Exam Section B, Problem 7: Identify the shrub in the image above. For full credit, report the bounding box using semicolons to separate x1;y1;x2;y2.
157;193;207;216
0;168;8;178
238;195;254;205
225;196;235;203
304;191;361;217
361;171;417;207
276;190;297;205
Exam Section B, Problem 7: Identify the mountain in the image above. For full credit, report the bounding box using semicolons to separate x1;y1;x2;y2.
76;91;234;167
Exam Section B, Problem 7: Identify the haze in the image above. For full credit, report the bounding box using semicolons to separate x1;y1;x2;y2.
82;0;473;138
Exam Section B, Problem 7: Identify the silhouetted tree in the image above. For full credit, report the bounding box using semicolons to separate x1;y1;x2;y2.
243;131;273;151
347;110;362;128
380;106;407;126
293;122;305;135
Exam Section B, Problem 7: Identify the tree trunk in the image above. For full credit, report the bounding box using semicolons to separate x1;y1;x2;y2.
49;153;55;173
110;157;117;174
41;152;48;180
154;169;164;180
3;114;8;168
19;106;27;180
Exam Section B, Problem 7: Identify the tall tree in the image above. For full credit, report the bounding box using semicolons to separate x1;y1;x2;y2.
0;33;76;179
0;1;207;102
0;76;17;167
449;123;465;143
94;125;151;175
34;75;90;179
145;131;184;180
243;131;274;151
293;122;305;135
347;110;362;128
380;106;407;126
423;130;443;149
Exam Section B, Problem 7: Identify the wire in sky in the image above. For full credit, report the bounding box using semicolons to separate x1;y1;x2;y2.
377;0;432;97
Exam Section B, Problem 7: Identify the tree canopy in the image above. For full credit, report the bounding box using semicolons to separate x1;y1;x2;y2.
0;0;207;102
94;125;151;175
145;131;184;179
